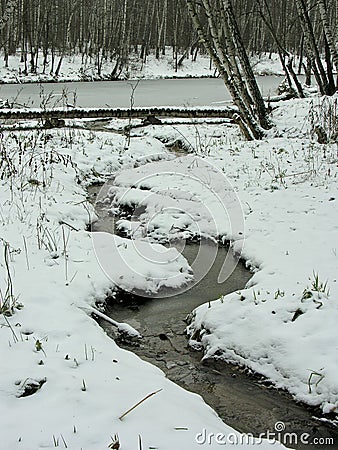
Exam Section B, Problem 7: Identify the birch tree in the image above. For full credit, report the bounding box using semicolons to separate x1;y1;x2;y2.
317;0;338;77
186;0;271;140
294;0;336;95
0;0;336;85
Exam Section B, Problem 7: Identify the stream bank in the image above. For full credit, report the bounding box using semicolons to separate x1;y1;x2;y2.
88;182;338;450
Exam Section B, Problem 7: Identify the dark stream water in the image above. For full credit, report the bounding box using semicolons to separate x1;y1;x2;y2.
88;184;338;450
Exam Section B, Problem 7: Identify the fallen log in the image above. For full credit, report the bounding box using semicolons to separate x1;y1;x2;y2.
0;106;237;121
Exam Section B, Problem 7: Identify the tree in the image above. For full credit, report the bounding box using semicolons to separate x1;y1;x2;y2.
186;0;271;140
317;0;338;83
254;0;305;98
0;0;336;88
294;0;336;95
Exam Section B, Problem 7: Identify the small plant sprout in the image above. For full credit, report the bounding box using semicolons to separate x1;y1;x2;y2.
22;236;30;270
311;272;329;294
91;345;95;361
60;434;68;448
35;339;47;357
66;271;78;286
108;434;120;449
252;289;257;303
36;219;59;255
274;289;285;299
53;435;59;447
35;339;43;351
302;272;329;304
0;241;17;316
301;288;313;301
61;225;71;283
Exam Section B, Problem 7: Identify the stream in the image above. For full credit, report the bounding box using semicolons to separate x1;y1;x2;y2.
88;177;337;450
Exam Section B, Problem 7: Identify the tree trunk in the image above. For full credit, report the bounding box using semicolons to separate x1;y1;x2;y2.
317;0;338;75
221;0;271;130
186;0;266;139
294;0;332;94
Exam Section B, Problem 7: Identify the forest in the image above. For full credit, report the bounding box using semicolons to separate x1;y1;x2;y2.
1;2;338;449
0;0;336;79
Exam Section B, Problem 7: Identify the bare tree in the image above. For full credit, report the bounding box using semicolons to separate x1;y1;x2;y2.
0;0;336;85
294;0;335;95
186;0;271;139
317;0;338;77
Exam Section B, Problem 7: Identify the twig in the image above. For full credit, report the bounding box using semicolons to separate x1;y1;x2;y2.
308;370;325;394
59;220;79;232
4;242;14;309
22;236;30;270
62;226;69;282
4;315;19;342
119;389;163;420
60;434;68;448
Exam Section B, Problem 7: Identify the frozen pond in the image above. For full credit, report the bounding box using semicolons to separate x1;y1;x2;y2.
0;76;285;108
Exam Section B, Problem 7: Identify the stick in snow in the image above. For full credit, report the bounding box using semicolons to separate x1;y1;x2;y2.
79;304;142;338
119;389;163;421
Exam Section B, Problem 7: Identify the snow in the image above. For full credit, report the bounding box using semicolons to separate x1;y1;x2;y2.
0;54;337;445
92;232;193;294
108;156;244;244
125;98;338;413
0;127;289;448
250;53;285;76
0;50;284;83
101;94;338;414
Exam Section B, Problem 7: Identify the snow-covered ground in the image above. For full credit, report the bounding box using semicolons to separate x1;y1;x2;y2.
0;124;291;449
1;90;337;448
0;51;284;83
102;95;338;415
133;98;338;413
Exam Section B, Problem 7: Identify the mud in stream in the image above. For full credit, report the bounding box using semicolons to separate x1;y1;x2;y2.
88;184;338;450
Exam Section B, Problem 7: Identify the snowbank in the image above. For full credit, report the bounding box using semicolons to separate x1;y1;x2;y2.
0;128;287;448
0;51;284;83
110;94;337;415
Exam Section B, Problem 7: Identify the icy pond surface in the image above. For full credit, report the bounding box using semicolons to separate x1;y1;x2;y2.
88;183;338;450
0;76;286;108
